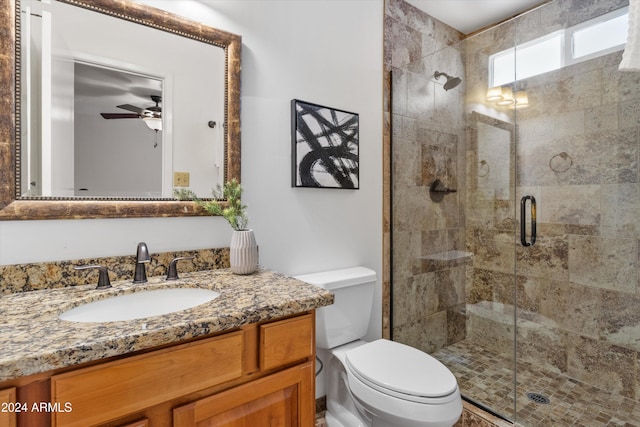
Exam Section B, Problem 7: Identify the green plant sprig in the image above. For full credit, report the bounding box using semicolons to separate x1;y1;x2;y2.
199;179;249;231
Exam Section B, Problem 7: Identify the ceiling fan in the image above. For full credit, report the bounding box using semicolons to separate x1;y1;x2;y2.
100;95;162;121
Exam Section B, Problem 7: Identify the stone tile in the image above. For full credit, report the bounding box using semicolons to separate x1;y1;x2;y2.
448;303;467;345
436;266;466;309
392;136;421;188
517;323;568;375
394;311;448;354
568;129;639;185
567;335;636;399
536;69;603;115
585;104;619;133
602;290;640;352
406;71;435;121
600;184;640;237
569;235;637;293
391;230;422;278
434;338;640;426
386;17;423;68
391;67;408;116
392;273;441;327
467;228;517;275
517;137;574;187
466;302;514;355
603;59;640;103
515;234;569;282
619;99;640;129
539;281;601;339
421;144;457;189
539;185;601;227
567;0;629;26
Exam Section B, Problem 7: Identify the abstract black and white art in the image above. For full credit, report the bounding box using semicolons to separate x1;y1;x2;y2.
291;99;359;189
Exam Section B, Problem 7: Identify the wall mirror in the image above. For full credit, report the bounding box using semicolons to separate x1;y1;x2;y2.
0;0;241;220
469;111;515;201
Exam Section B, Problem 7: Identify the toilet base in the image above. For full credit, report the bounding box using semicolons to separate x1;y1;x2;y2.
324;340;462;427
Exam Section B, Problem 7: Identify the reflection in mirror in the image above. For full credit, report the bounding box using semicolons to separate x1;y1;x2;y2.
0;0;242;220
21;0;225;199
470;112;515;202
74;64;163;198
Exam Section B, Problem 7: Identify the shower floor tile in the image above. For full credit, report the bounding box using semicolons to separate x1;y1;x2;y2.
433;340;640;426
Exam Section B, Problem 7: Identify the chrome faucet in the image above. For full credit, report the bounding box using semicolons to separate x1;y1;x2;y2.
133;242;151;283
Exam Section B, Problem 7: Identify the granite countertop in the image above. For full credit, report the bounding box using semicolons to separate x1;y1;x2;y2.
0;268;334;382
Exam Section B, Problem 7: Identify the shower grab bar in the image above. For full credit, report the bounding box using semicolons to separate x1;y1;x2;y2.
520;195;537;247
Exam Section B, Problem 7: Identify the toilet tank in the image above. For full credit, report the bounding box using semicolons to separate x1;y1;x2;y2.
294;267;376;349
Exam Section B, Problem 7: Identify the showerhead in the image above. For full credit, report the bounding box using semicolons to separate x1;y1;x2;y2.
434;71;462;91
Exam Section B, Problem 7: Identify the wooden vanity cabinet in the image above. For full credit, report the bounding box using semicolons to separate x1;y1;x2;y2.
2;311;315;427
0;387;17;427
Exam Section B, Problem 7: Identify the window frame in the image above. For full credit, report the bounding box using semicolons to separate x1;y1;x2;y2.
489;6;628;87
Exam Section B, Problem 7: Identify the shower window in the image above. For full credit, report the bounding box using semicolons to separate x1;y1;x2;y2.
568;7;628;61
490;32;563;86
489;6;628;87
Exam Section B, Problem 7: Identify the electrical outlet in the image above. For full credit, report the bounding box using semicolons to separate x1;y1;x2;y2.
173;172;190;187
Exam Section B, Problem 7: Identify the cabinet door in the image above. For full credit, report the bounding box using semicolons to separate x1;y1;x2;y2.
0;387;17;427
174;362;314;427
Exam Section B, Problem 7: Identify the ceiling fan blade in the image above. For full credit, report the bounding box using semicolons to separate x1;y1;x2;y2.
116;104;144;114
100;113;142;119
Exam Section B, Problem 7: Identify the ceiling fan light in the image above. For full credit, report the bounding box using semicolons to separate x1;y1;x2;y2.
143;117;162;131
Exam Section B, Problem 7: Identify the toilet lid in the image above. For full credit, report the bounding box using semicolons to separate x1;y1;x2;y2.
345;339;458;399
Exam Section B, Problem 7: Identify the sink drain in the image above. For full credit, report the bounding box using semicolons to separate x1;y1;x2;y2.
526;392;550;404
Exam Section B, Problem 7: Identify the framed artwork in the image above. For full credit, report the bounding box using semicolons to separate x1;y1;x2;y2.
291;99;359;189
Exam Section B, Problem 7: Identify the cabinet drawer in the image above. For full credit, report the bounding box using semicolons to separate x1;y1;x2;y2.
260;314;314;371
51;332;243;427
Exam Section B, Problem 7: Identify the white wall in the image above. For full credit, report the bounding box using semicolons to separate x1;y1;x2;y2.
1;0;383;337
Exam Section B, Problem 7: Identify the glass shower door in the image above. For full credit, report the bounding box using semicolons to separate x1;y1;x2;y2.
390;0;640;425
513;1;640;425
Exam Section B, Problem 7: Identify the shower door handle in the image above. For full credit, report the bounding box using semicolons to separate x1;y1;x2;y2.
520;195;537;247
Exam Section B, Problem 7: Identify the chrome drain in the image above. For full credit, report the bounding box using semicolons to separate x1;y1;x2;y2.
526;392;550;404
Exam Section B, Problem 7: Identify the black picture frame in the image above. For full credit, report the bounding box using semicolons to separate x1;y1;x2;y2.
291;99;359;189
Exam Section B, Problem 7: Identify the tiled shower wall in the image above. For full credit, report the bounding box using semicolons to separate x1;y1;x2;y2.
386;0;469;354
387;0;640;418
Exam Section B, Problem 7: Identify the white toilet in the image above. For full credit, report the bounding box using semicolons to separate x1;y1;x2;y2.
295;267;462;427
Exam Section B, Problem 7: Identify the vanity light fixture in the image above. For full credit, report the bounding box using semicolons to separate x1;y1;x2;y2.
486;85;529;109
485;86;504;101
143;116;162;131
496;86;514;106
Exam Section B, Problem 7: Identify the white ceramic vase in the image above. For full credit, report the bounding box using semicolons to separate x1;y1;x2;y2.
230;229;258;275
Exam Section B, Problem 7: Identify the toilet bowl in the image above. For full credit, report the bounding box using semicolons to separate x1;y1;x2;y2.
294;267;462;427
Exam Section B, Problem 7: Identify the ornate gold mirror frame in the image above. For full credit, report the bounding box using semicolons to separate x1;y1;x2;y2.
0;0;241;220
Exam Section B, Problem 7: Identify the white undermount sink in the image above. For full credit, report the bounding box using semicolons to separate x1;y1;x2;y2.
58;288;220;322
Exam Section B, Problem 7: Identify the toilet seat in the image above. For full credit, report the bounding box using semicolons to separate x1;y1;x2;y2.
345;339;458;404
